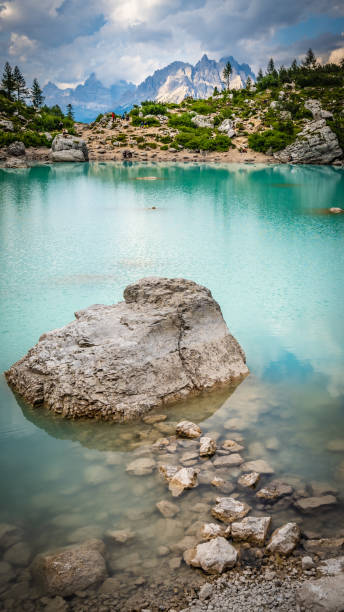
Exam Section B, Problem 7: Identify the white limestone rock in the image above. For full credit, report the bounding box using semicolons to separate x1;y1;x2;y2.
176;420;202;439
186;536;238;574
211;497;251;524
218;119;236;138
191;114;214;128
266;522;301;555
51;134;89;162
231;516;271;546
199;436;217;456
6;278;248;420
274;119;342;164
169;467;198;497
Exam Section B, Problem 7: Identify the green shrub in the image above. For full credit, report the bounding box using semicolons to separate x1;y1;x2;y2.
131;115;160;127
160;144;169;150
146;142;157;149
189;100;214;115
116;133;127;142
159;135;172;144
327;117;344;150
94;113;104;123
248;129;295;153
168;113;195;128
0;130;51;148
134;135;145;143
173;128;232;151
141;101;167;116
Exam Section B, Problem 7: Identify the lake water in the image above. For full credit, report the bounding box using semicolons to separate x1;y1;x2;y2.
1;162;344;609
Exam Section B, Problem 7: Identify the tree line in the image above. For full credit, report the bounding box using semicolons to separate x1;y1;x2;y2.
1;62;74;118
214;49;343;94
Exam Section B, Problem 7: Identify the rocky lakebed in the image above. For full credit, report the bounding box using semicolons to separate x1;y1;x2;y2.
1;279;344;611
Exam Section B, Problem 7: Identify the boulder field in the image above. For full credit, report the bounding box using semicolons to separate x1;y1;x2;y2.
5;277;248;420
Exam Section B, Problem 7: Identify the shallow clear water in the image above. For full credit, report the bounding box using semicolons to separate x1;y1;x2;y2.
1;162;344;606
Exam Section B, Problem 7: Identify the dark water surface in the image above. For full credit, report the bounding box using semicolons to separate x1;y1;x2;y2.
0;162;344;606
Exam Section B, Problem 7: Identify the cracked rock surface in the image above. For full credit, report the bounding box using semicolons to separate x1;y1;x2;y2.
5;277;248;420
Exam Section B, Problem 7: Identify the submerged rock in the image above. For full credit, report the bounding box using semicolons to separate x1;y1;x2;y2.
156;499;179;518
176;420;202;439
241;459;274;475
266;522;301;555
169;467;198;497
126;457;155;476
256;481;293;502
186;536;238;574
6;278;248;420
211;497;251;524
199;436;217;456
238;472;260;488
294;495;337;513
31;540;107;596
51;134;89;162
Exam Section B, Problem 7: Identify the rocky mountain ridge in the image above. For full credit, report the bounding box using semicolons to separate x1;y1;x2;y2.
43;55;255;122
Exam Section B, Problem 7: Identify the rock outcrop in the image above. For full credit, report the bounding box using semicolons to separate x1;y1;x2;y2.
218;119;236;138
7;141;25;156
31;540;107;596
51;134;89;162
274;119;342;164
5;277;248;420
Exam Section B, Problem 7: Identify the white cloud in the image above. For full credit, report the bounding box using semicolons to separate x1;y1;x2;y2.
0;0;343;85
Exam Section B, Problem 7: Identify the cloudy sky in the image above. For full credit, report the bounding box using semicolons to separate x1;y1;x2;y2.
0;0;343;87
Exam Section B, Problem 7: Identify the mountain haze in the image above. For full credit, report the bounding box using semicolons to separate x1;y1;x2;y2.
43;55;255;122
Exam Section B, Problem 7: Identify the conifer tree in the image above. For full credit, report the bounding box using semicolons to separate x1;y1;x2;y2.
303;48;317;69
213;86;219;96
66;103;74;120
291;59;298;72
222;61;232;90
13;65;27;101
1;62;15;99
257;68;263;82
245;76;252;90
31;78;44;108
267;58;275;74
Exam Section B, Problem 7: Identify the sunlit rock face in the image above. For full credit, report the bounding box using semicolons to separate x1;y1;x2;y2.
5;277;248;421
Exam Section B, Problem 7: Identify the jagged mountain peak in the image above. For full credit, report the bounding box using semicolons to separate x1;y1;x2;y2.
43;54;255;121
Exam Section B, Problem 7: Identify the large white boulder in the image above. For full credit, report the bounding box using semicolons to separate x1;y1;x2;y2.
274;119;342;164
6;277;248;420
51;134;89;162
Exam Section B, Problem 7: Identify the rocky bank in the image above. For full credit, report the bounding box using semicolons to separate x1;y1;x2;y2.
5;277;248;420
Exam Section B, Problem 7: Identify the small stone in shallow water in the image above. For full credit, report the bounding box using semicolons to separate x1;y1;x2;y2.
326;439;344;452
213;454;243;467
169;467;198;497
176;421;202;439
3;541;31;566
231;516;271;546
186;536;238;574
143;414;167;424
158;464;179;482
303;538;344;558
126;457;156;476
211;497;251;524
104;529;135;544
199;436;217;457
222;439;244;453
241;459;274;474
266;522;301;555
265;437;280;451
238;472;260;488
256;481;293;501
302;556;315;571
211;477;235;494
200;523;230;541
84;465;112;485
294;495;337;513
156;499;179;518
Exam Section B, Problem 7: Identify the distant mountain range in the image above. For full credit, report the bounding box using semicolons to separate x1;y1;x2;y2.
43;55;255;122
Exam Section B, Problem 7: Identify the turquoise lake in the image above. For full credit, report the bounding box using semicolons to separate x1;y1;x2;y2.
0;161;344;607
